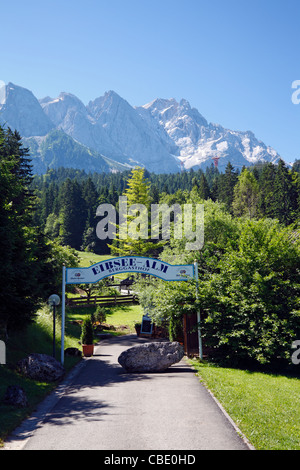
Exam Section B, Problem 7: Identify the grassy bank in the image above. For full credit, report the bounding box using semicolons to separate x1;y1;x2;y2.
190;359;300;450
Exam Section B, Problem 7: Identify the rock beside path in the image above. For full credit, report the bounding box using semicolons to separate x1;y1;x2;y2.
3;385;28;407
17;353;65;382
118;341;184;373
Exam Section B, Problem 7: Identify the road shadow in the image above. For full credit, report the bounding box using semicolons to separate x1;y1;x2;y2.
65;354;151;392
5;334;193;448
4;336;152;447
42;394;109;426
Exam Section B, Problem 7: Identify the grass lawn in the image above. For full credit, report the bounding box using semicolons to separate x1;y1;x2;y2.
74;250;128;280
66;304;143;335
75;250;113;267
190;359;300;450
104;304;143;331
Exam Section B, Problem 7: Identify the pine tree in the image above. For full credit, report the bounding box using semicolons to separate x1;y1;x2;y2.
257;162;277;218
205;164;219;188
149;184;160;204
210;175;220;202
271;159;298;225
80;177;99;252
198;173;211;200
0;126;56;334
217;162;238;212
232;169;259;218
59;179;86;249
108;167;164;256
82;177;98;228
293;159;300;173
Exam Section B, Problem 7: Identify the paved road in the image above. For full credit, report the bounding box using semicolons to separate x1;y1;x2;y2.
4;335;251;450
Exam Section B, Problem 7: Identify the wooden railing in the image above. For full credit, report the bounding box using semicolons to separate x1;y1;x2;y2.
67;294;138;308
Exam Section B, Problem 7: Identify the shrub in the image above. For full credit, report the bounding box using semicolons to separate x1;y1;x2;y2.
201;219;300;366
95;306;108;325
81;318;94;345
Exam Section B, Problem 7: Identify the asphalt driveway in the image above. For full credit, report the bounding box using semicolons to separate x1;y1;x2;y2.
4;335;252;450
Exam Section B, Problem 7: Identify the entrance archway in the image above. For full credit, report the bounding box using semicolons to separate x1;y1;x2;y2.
61;256;202;363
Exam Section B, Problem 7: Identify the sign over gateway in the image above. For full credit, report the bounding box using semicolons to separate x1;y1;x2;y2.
61;256;201;365
66;256;194;284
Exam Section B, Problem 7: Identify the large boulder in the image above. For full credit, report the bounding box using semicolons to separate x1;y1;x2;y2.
118;341;184;373
17;353;65;382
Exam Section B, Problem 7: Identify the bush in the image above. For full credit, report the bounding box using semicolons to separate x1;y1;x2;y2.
200;219;300;366
169;315;184;342
81;318;94;345
95;306;108;325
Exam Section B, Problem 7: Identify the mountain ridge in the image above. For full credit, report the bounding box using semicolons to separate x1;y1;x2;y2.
0;82;282;174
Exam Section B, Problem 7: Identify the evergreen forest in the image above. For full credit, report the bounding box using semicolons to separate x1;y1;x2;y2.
31;158;300;254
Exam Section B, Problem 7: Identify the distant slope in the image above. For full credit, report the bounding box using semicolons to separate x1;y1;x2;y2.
23;130;110;173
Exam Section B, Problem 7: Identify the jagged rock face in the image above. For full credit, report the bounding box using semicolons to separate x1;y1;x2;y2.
41;90;179;173
118;341;184;373
0;83;54;137
137;98;280;171
41;92;121;158
86;91;180;173
0;82;281;174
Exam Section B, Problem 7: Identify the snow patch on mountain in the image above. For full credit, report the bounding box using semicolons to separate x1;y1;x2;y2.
137;98;281;170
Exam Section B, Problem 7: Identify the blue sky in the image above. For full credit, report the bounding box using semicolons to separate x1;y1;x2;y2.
0;0;299;163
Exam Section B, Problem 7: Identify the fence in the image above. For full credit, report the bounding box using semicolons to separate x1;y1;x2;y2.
67;294;138;308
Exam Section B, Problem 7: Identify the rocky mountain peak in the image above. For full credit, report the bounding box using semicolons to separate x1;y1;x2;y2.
0;83;54;137
0;83;282;174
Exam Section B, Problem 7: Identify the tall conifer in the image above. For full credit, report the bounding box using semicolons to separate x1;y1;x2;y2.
217;162;238;212
0;126;55;334
59;179;86;249
271;159;298;225
108;167;164;256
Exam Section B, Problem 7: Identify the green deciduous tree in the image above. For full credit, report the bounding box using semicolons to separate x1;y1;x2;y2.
140;195;300;368
200;218;300;366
